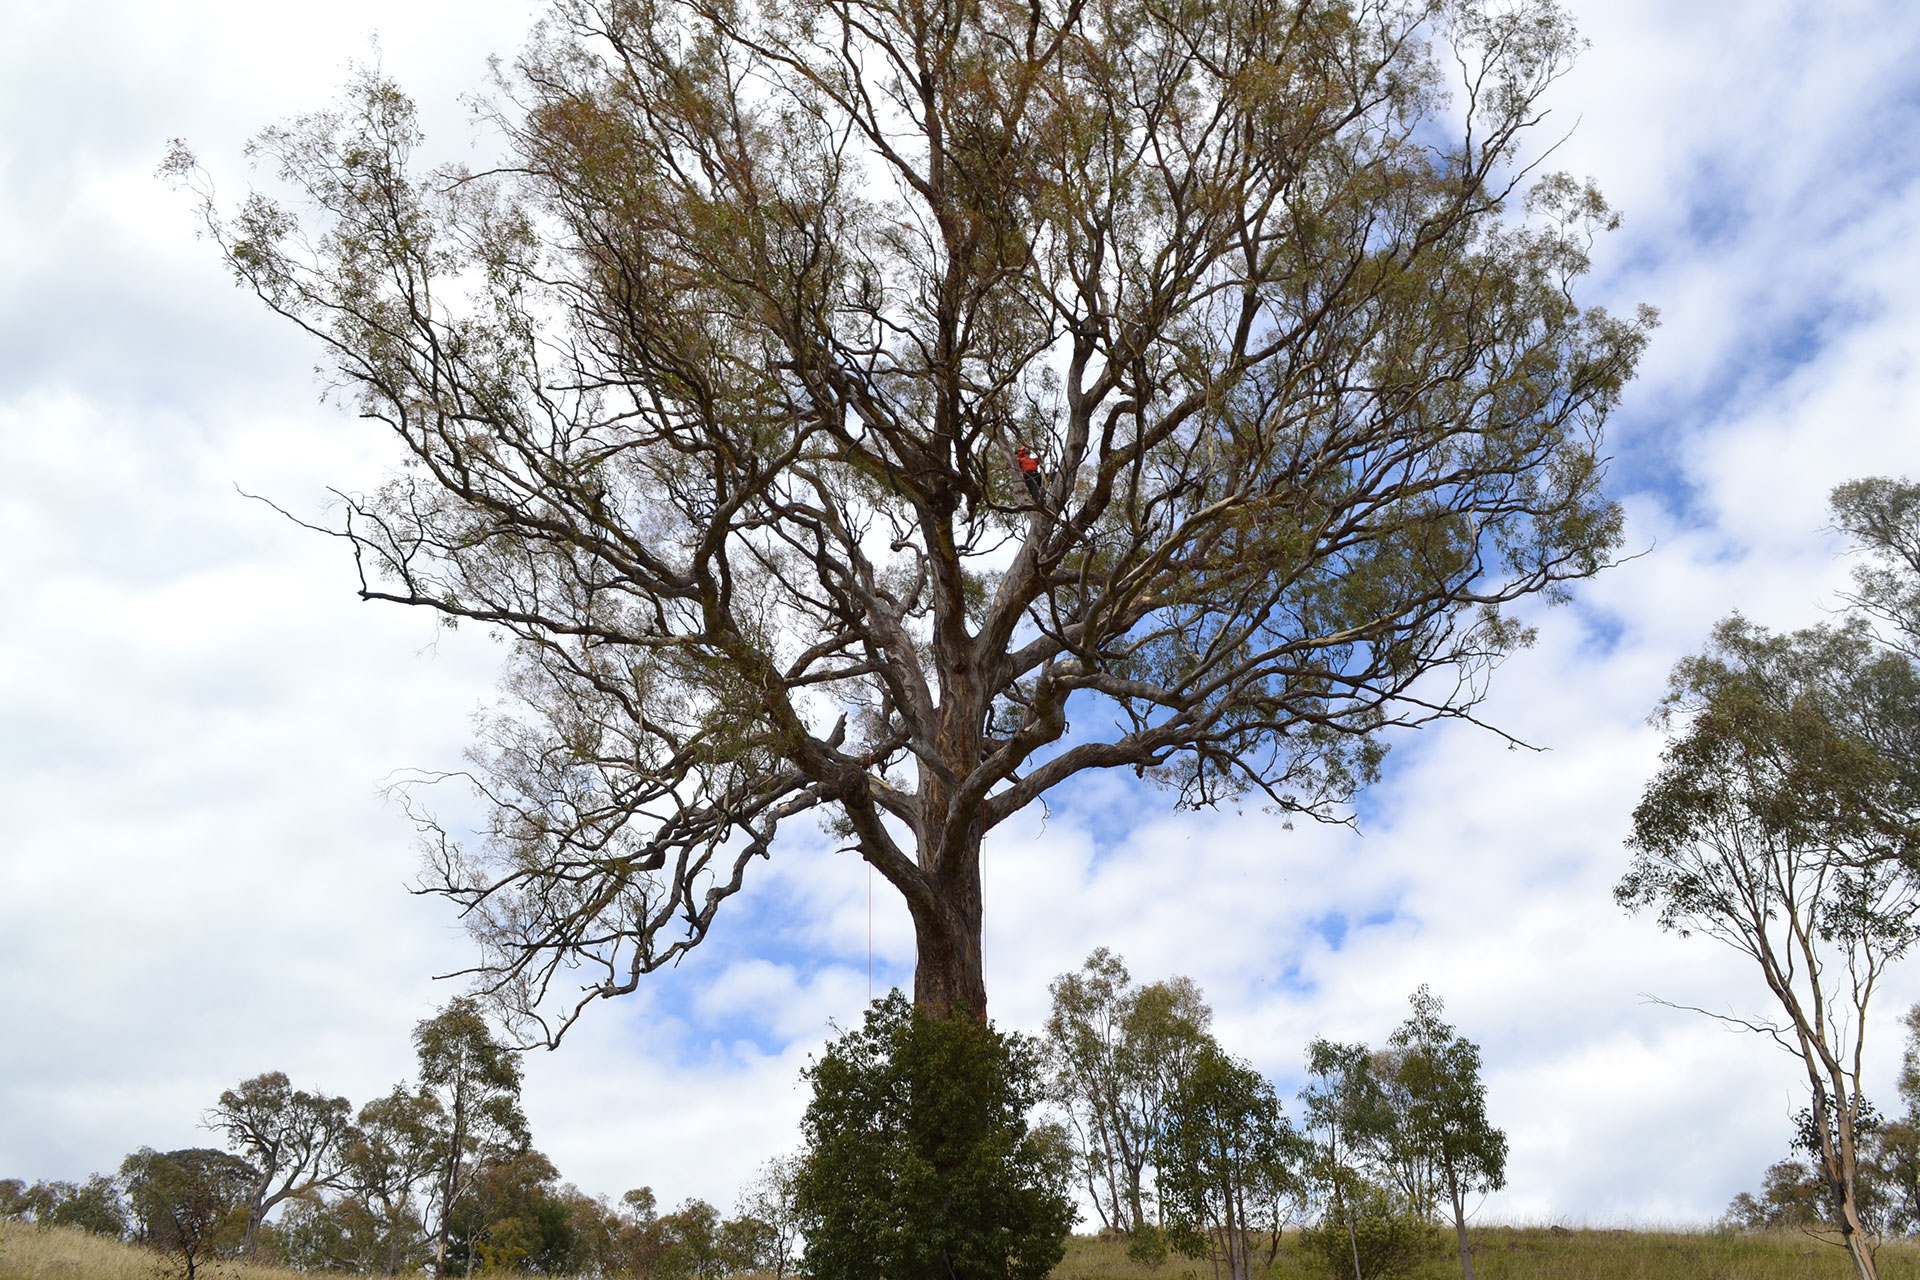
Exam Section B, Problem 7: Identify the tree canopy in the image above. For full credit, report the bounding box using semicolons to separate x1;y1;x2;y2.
207;1071;355;1256
174;0;1648;1023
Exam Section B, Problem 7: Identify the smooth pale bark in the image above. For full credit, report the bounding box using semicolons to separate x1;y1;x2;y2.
1446;1163;1476;1280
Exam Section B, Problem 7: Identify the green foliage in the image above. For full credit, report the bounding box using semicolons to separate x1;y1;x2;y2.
1043;950;1213;1235
1157;1043;1306;1280
1295;1181;1442;1280
1619;614;1920;1279
1381;986;1507;1272
120;1147;258;1280
794;991;1075;1280
1832;477;1920;654
1724;1160;1836;1232
736;1156;803;1280
2;1175;127;1238
414;999;529;1156
1121;1224;1169;1268
1298;1039;1446;1280
443;1150;580;1275
277;1191;415;1273
412;998;531;1272
1619;617;1920;904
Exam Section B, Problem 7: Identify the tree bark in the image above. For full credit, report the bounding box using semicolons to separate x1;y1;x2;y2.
244;1204;268;1258
1342;1184;1363;1280
905;849;987;1022
905;690;989;1021
1809;1072;1879;1280
1447;1163;1475;1280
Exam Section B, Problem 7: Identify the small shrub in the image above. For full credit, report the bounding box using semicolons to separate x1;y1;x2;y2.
1124;1224;1169;1268
1297;1184;1440;1280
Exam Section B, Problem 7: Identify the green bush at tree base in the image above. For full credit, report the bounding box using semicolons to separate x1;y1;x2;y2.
794;992;1075;1280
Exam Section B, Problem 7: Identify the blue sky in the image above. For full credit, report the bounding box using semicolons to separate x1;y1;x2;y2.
6;0;1920;1229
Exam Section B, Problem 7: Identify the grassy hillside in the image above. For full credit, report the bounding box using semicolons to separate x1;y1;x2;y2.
10;1220;1920;1280
0;1221;295;1280
1053;1226;1920;1279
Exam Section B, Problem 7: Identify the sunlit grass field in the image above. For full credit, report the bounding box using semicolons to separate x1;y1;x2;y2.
11;1220;1920;1280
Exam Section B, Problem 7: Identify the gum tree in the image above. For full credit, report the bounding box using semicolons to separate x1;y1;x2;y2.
1619;619;1920;1280
172;0;1647;1028
206;1071;355;1256
413;999;530;1274
1043;948;1213;1234
1379;987;1505;1280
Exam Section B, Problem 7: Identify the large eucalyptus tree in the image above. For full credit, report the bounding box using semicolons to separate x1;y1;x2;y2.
172;0;1646;1028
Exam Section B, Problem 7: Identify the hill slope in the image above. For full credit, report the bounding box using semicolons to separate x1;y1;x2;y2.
8;1220;1919;1280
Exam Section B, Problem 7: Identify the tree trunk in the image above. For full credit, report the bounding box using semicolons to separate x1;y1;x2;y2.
1810;1079;1879;1280
1834;1148;1878;1280
1124;1157;1147;1234
1844;1230;1879;1280
244;1205;267;1258
1447;1164;1475;1280
1346;1205;1363;1280
435;1162;455;1277
905;812;987;1022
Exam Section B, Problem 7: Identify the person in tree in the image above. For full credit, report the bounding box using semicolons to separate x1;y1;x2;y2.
1014;446;1044;507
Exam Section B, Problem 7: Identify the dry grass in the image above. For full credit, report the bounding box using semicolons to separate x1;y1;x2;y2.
0;1222;301;1280
1052;1226;1920;1280
13;1218;1920;1280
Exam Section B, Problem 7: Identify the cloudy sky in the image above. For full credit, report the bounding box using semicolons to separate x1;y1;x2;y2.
6;0;1920;1231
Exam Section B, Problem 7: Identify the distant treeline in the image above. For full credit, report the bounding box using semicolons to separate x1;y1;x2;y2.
0;998;797;1280
1;956;1528;1280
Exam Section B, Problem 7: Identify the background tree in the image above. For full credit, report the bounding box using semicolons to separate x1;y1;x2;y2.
279;1190;394;1273
715;1207;780;1279
1619;620;1920;1280
120;1147;258;1280
1833;478;1920;658
4;1175;127;1237
1724;1158;1839;1232
793;992;1074;1280
443;1149;580;1275
1299;1040;1437;1280
608;1188;671;1277
1043;949;1212;1234
1156;1042;1305;1280
282;1084;447;1274
737;1156;803;1280
174;0;1647;1029
344;1085;446;1274
206;1070;355;1257
1866;1006;1920;1236
1380;987;1506;1279
414;998;531;1274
